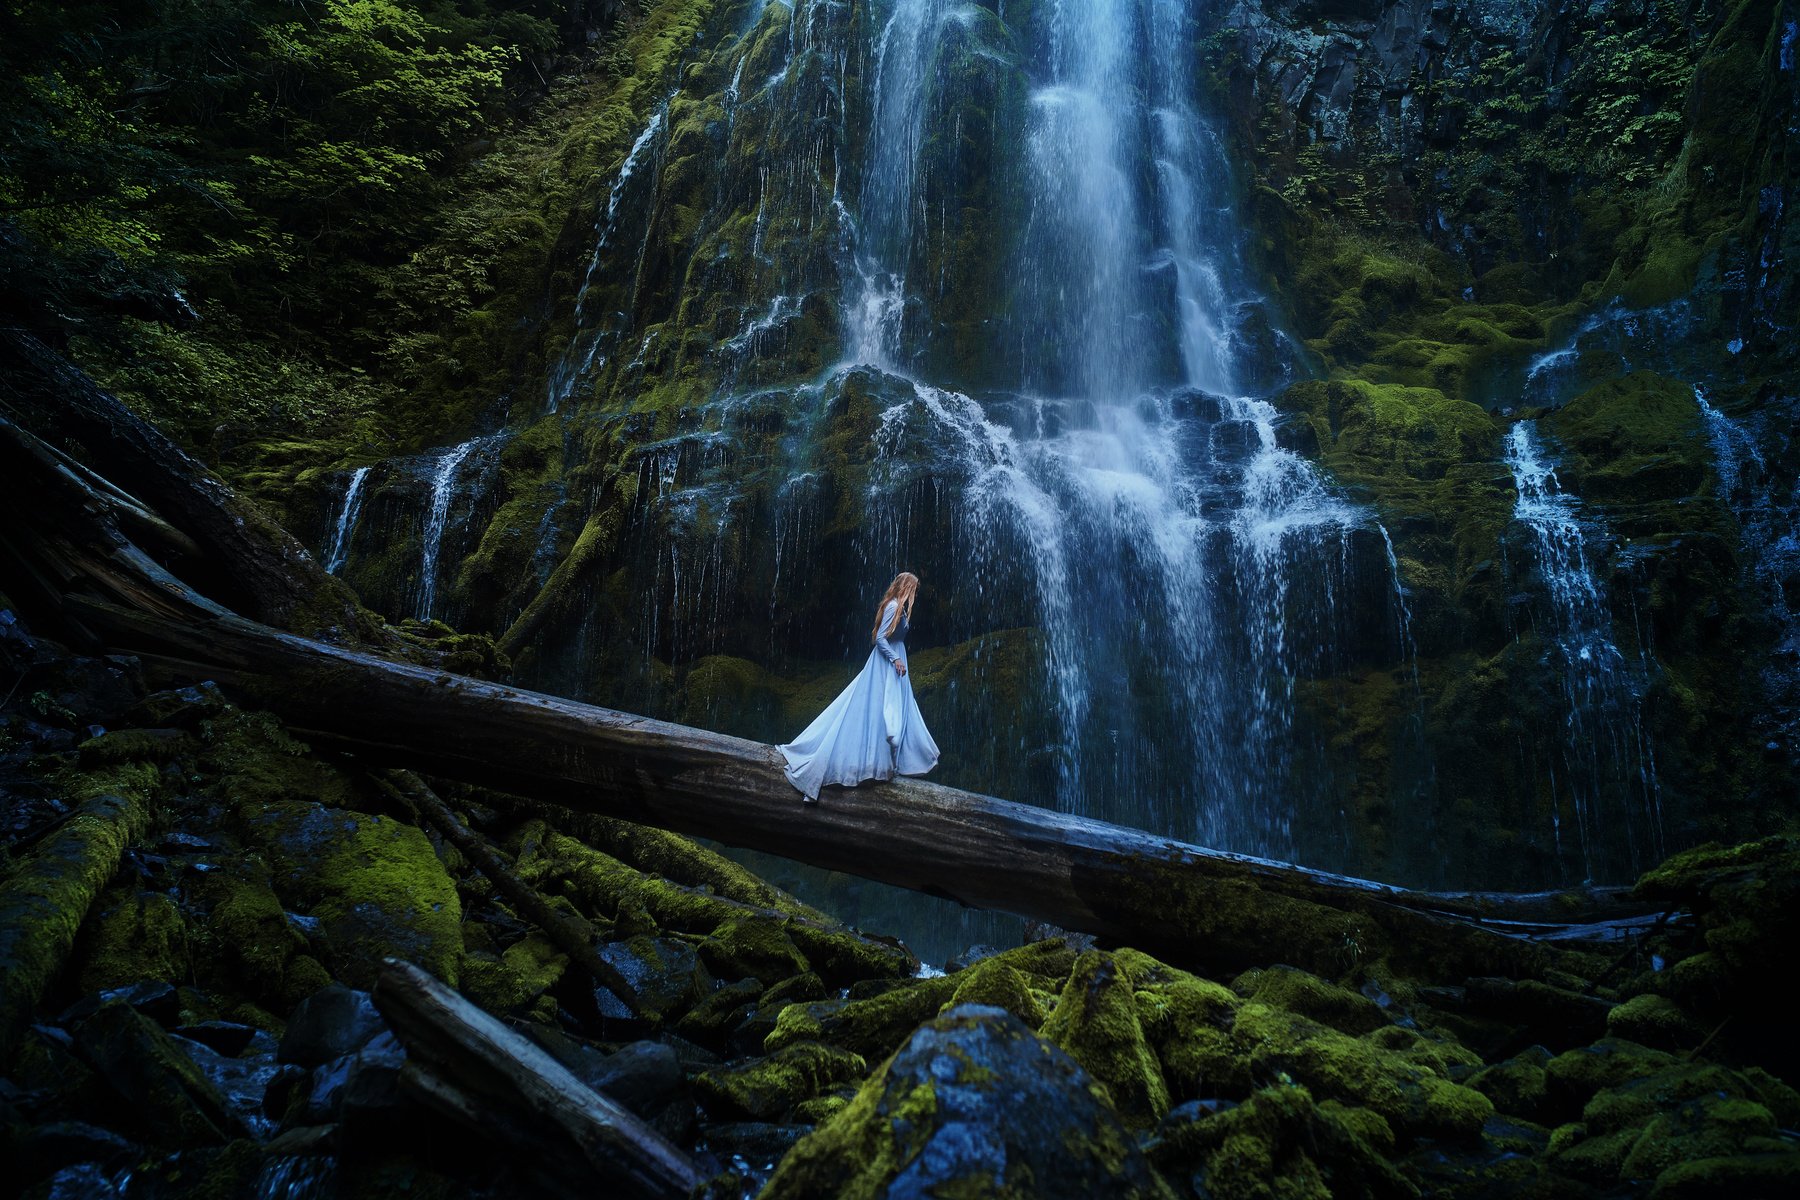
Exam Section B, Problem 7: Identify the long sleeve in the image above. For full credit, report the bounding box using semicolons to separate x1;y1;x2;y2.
875;601;901;666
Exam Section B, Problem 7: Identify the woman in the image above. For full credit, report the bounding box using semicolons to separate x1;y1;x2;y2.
779;571;941;802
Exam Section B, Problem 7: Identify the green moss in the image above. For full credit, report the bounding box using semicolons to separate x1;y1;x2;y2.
1606;993;1704;1050
239;801;463;987
1648;1151;1800;1199
196;873;311;1011
765;973;961;1061
459;932;567;1018
77;728;195;766
698;915;811;985
944;958;1046;1028
72;888;188;994
1544;1038;1680;1118
1232;966;1390;1036
0;783;152;1063
202;709;359;811
1232;1002;1493;1140
1148;1082;1412;1200
694;1040;869;1122
1468;1046;1552;1121
1040;950;1171;1128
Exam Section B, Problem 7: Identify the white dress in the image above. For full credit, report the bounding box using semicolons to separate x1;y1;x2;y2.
779;599;942;800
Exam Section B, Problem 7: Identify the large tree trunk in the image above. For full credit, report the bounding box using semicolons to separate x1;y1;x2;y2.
1;407;1667;984
0;327;366;637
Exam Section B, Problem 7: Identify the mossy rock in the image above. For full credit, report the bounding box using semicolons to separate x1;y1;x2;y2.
238;801;463;988
1623;1092;1781;1183
697;915;811;985
1148;1083;1414;1200
1468;1045;1553;1122
1544;370;1710;504
459;932;567;1019
1233;965;1390;1035
765;974;961;1061
943;957;1046;1028
1041;950;1172;1128
194;873;312;1010
1233;1002;1493;1140
1543;1038;1680;1121
1606;993;1705;1051
693;1040;869;1122
73;888;188;995
1648;1151;1800;1199
761;1004;1175;1199
73;1003;247;1147
202;709;359;811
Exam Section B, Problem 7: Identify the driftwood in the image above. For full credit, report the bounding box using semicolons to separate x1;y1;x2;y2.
373;959;700;1199
1;393;1668;984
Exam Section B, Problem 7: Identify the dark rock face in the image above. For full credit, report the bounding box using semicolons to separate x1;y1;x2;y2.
277;985;388;1069
760;1004;1172;1199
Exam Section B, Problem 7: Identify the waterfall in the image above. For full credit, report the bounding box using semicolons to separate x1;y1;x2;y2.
417;439;483;621
1504;421;1663;877
323;466;370;575
833;0;1359;847
546;104;670;413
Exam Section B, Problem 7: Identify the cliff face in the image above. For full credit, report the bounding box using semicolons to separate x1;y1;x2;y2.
218;0;1798;894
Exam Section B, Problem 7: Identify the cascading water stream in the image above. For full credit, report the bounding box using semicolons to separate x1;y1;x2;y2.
323;466;370;576
417;439;484;621
1504;420;1663;877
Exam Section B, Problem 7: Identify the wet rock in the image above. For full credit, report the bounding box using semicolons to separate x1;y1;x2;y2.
172;1020;261;1058
338;1030;408;1134
701;1121;813;1173
589;1040;685;1113
11;1122;139;1184
126;682;226;729
278;984;387;1068
597;935;701;1023
58;980;180;1027
761;1004;1172;1199
72;1003;247;1146
174;1032;283;1139
22;1162;121;1200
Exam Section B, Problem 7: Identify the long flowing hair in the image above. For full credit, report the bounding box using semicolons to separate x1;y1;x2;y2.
871;572;920;642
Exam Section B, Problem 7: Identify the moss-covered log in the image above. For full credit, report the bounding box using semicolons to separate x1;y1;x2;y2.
0;787;151;1063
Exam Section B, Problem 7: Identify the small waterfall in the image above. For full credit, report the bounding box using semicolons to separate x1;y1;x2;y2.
547;104;670;413
417;439;482;621
1505;421;1663;877
323;466;371;575
1694;384;1765;496
252;1154;336;1200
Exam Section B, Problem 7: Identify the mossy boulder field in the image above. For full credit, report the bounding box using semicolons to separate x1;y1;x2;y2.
2;0;1799;1197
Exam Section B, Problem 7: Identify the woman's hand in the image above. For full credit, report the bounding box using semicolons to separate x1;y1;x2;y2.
894;660;907;677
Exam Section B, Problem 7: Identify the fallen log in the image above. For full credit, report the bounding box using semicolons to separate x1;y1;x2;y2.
373;959;700;1199
0;790;150;1064
3;428;1665;983
68;585;1663;982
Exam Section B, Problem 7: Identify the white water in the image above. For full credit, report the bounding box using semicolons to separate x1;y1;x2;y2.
546;105;669;413
323;466;370;575
417;439;483;620
1505;421;1663;876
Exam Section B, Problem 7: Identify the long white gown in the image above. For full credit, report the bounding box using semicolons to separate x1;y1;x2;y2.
779;599;941;800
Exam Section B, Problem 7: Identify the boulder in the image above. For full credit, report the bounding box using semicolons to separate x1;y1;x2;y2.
761;1004;1174;1199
